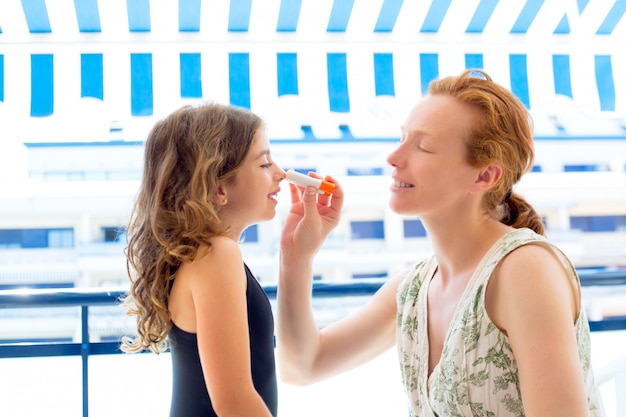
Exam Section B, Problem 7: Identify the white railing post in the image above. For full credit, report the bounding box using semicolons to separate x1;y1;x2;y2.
616;372;626;417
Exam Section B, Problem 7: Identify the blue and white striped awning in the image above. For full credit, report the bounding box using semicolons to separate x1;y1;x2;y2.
0;0;625;142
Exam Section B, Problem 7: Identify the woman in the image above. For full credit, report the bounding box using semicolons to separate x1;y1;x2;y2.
122;103;285;417
277;70;604;416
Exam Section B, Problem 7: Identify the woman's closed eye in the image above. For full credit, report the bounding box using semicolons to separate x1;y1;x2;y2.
417;144;434;153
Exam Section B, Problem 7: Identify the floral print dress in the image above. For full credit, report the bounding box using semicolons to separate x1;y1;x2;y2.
396;228;604;417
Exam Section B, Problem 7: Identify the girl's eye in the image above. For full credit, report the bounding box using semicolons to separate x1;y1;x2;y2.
261;163;272;168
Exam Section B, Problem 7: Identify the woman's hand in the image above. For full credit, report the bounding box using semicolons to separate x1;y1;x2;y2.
280;174;343;258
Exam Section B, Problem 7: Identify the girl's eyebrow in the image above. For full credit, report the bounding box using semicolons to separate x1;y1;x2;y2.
255;149;270;160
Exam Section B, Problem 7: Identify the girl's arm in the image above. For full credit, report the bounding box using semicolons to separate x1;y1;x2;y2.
187;237;274;416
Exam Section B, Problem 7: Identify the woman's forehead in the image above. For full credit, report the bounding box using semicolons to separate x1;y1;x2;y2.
403;96;462;130
401;95;479;149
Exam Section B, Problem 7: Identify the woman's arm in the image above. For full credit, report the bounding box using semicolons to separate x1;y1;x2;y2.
277;179;399;385
487;243;589;417
188;237;273;417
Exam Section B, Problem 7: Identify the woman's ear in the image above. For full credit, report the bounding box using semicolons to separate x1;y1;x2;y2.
473;164;502;192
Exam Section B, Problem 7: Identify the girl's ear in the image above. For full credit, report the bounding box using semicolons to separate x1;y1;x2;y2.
212;184;228;206
473;164;502;192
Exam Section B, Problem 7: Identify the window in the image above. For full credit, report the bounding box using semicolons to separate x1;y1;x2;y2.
403;219;427;238
102;227;125;243
352;272;387;279
350;220;385;239
48;229;74;247
563;164;605;172
241;225;259;243
347;167;384;176
0;228;74;249
570;215;626;232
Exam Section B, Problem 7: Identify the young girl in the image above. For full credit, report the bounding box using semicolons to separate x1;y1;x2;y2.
277;70;604;416
122;103;285;417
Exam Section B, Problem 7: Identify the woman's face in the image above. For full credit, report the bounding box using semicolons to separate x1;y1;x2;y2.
386;94;482;218
220;128;285;236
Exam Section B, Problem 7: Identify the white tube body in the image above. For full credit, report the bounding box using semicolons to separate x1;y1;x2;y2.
285;169;322;189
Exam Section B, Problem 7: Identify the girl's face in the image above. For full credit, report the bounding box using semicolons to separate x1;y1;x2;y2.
219;129;285;237
386;94;482;218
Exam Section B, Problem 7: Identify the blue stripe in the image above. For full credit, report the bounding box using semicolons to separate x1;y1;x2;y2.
421;0;452;33
597;0;626;35
180;53;202;98
0;55;4;101
509;54;530;109
81;54;103;100
466;0;497;33
228;0;252;32
577;0;590;13
419;54;439;95
21;0;51;33
74;0;101;32
465;53;484;70
179;0;201;32
552;55;572;98
127;0;151;32
373;53;395;96
229;53;251;109
555;0;588;33
31;54;54;116
130;54;153;116
327;53;350;112
554;14;570;34
277;0;302;32
277;53;299;96
510;0;545;34
327;0;354;32
24;141;144;148
374;0;403;32
595;55;615;111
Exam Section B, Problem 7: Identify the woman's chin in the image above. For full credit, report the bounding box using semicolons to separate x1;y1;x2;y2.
388;200;414;216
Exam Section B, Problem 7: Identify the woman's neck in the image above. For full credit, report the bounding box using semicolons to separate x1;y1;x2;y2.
425;215;511;285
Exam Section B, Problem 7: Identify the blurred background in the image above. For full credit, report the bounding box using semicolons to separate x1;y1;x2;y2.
0;0;625;416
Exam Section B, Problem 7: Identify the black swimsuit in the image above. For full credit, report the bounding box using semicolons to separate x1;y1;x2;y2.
168;264;277;417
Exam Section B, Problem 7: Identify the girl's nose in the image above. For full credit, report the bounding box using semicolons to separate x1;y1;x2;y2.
276;166;287;181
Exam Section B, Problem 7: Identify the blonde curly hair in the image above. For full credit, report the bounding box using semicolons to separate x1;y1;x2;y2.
121;103;263;353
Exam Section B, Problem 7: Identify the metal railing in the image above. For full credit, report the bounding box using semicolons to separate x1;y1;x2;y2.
1;269;626;417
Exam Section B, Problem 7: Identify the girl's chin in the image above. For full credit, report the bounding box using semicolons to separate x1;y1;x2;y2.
264;208;277;221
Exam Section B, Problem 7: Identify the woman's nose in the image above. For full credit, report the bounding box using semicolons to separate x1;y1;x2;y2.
386;147;400;167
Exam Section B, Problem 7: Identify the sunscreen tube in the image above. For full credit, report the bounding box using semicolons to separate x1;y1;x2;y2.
285;169;335;196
